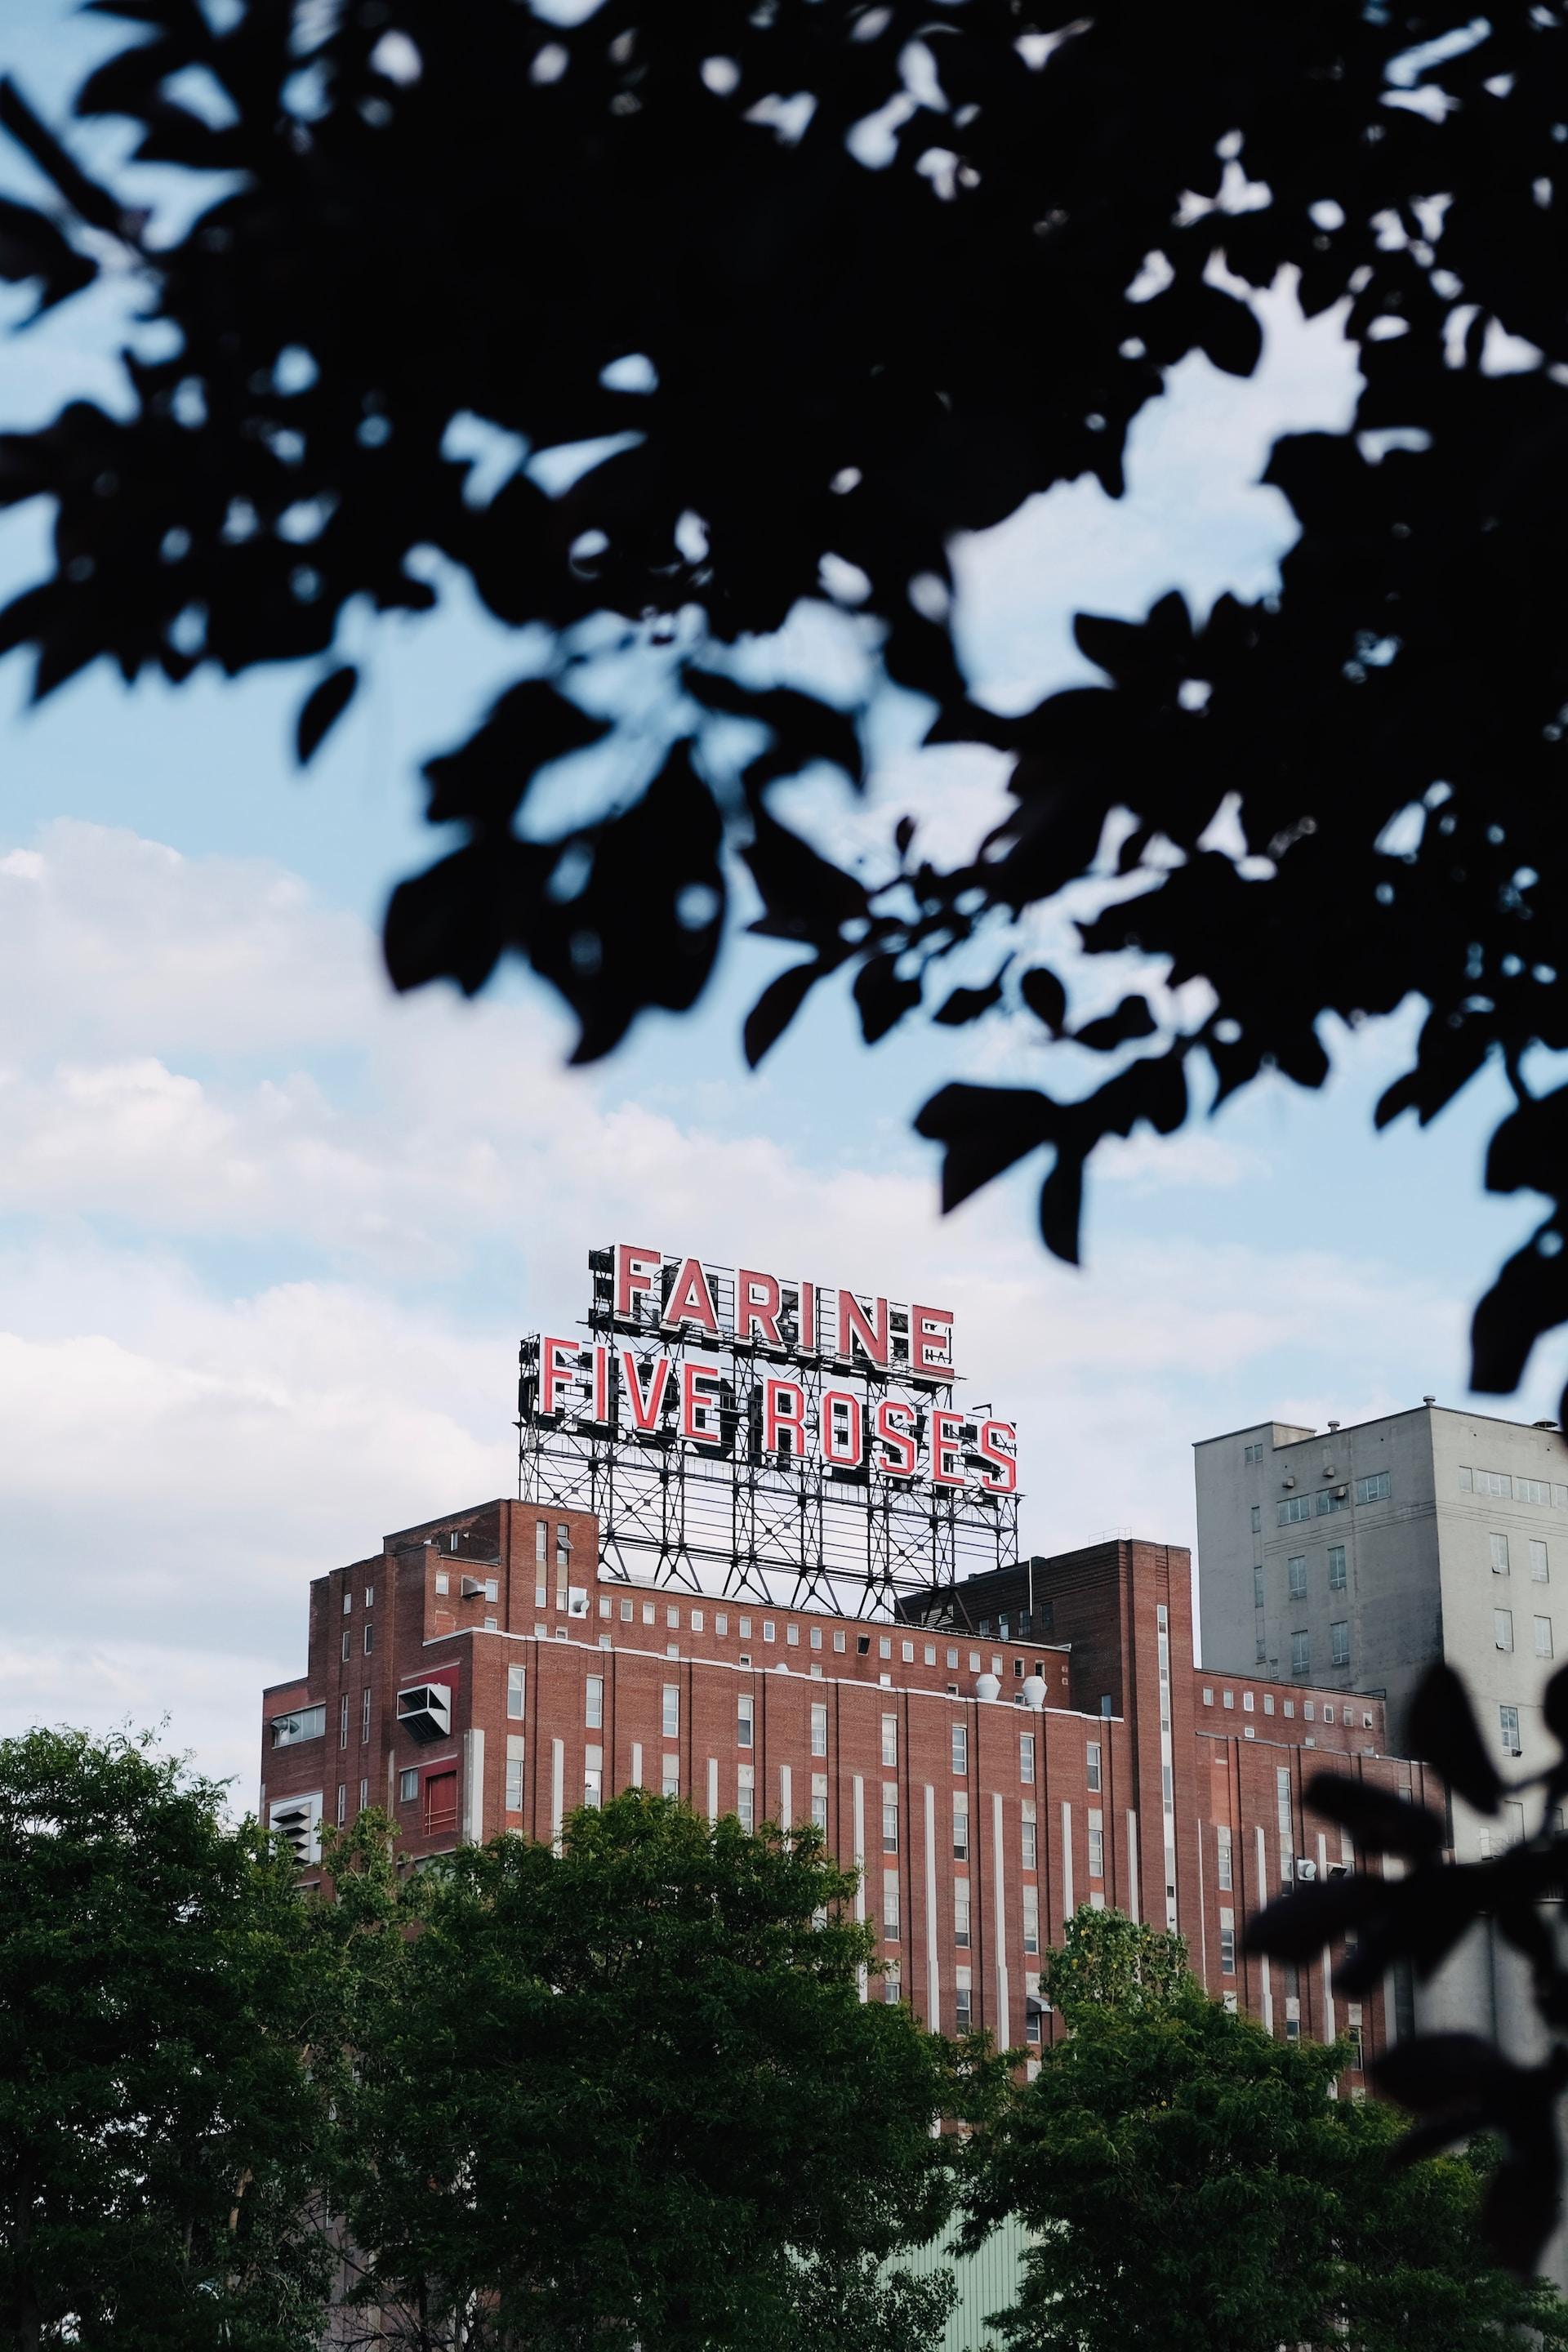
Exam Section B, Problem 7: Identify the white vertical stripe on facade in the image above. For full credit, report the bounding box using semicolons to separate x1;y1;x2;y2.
1255;1825;1272;2031
1061;1801;1074;1921
924;1783;941;2034
461;1728;484;1844
853;1774;867;2002
1194;1817;1208;1982
707;1757;719;1824
1126;1810;1139;1922
779;1762;792;1829
550;1737;564;1851
992;1791;1009;2047
1318;1831;1334;2042
629;1740;643;1788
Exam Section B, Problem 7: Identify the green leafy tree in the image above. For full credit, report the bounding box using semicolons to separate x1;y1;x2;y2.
1042;1904;1189;2026
333;1790;961;2352
0;1725;338;2352
962;1976;1567;2352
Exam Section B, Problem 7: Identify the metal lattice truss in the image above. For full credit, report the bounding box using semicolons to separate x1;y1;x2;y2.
515;1260;1019;1619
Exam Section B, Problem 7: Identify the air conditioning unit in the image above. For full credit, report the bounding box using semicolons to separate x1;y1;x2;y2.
1337;1485;1348;1499
1295;1857;1317;1881
269;1793;322;1867
1327;1861;1352;1880
1283;1476;1295;1489
567;1587;589;1616
396;1684;452;1744
460;1575;485;1598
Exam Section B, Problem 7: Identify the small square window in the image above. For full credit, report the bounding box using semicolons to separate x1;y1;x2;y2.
399;1766;418;1802
434;1571;448;1595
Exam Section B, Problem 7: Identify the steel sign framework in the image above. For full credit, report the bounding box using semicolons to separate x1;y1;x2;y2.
516;1245;1021;1619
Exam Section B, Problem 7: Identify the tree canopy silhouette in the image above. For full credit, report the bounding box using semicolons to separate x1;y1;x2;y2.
2;1;1567;1414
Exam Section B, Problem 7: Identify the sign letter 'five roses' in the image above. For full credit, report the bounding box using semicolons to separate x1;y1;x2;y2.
536;1245;1018;1494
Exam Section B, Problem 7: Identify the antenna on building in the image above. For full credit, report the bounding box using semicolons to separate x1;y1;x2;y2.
1327;1420;1340;1432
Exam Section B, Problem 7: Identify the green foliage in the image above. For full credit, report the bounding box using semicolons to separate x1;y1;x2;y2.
961;1989;1567;2352
334;1790;963;2350
0;1724;337;2350
1042;1904;1191;2026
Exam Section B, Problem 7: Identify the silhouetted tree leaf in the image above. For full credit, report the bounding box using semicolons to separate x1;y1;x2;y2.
1073;996;1158;1053
295;665;359;767
1020;967;1067;1036
743;958;825;1069
1409;1663;1503;1816
1303;1773;1446;1861
853;953;921;1046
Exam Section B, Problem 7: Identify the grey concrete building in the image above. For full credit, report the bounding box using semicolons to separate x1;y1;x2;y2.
1196;1399;1568;2156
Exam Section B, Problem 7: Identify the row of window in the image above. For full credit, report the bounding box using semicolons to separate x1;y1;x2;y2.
1461;1467;1567;1508
1279;1545;1348;1600
592;1593;1013;1675
1276;1472;1388;1527
1201;1686;1374;1728
1286;1624;1350;1677
1494;1609;1553;1657
341;1583;375;1613
1489;1531;1551;1581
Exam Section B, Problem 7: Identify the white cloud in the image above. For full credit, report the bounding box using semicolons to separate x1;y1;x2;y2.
0;817;1489;1799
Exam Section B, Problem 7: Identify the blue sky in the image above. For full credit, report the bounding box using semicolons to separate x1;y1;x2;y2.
0;0;1553;1802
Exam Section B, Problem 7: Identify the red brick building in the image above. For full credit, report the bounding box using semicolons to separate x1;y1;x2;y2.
261;1497;1436;2073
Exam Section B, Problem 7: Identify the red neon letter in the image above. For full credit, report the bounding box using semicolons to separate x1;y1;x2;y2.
872;1399;918;1479
541;1337;578;1417
615;1243;661;1320
821;1388;864;1468
663;1254;720;1336
680;1360;724;1446
737;1268;782;1348
592;1344;608;1423
912;1304;954;1375
799;1281;817;1352
931;1408;964;1486
978;1419;1018;1494
836;1290;890;1367
619;1348;671;1432
764;1377;806;1458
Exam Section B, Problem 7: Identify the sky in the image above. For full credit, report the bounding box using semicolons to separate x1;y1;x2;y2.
0;1;1558;1807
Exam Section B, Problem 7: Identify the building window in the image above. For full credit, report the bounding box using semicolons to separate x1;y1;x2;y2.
737;1694;755;1748
584;1748;603;1811
1279;1495;1313;1526
583;1675;603;1729
399;1766;418;1803
1020;1798;1036;1870
1250;1503;1263;1534
1290;1631;1310;1678
883;1869;900;1939
737;1764;755;1832
1331;1621;1351;1667
1459;1464;1473;1491
424;1771;457;1838
1354;1472;1391;1503
1535;1615;1554;1659
270;1704;326;1748
508;1664;526;1720
881;1714;898;1768
1202;1687;1213;1707
343;1589;353;1616
834;1630;846;1653
435;1571;448;1595
361;1690;371;1744
882;1786;898;1855
1242;1691;1254;1713
1222;1689;1234;1709
955;1792;970;1861
505;1737;524;1814
555;1524;570;1566
1245;1441;1264;1463
1517;1477;1551;1505
535;1519;547;1564
1492;1532;1512;1575
335;1783;346;1826
1347;2002;1364;2071
1286;1555;1307;1599
662;1754;679;1799
1022;1884;1040;1954
955;1881;970;1949
1500;1704;1521;1757
1253;1566;1264;1609
954;1978;973;2033
1218;1906;1236;1975
662;1685;679;1740
1088;1815;1104;1881
1532;1539;1550;1584
1316;1489;1348;1517
811;1773;828;1833
1019;1732;1036;1784
1263;1693;1275;1715
883;1965;902;2005
1325;1544;1346;1592
764;1622;777;1646
810;1703;827;1757
952;1723;968;1776
1216;1824;1232;1891
341;1629;350;1663
1494;1608;1514;1653
1086;1741;1102;1793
